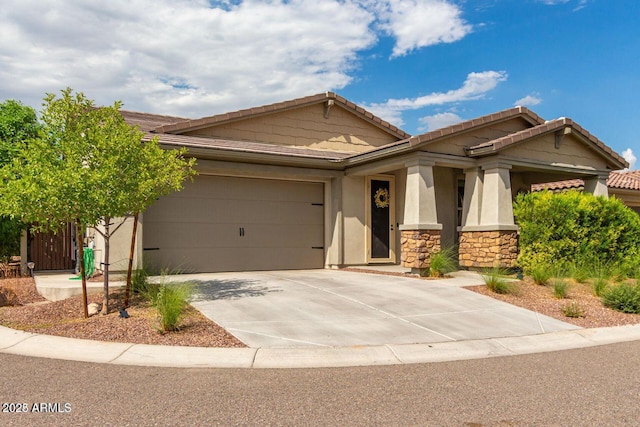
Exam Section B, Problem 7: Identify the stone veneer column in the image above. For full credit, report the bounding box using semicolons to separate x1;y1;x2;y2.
399;156;442;272
459;230;518;268
400;230;441;270
459;162;519;269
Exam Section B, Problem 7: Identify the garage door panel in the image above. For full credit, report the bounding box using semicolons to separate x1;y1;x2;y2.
143;176;324;272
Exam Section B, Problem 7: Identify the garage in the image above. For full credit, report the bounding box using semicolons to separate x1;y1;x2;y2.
142;175;325;272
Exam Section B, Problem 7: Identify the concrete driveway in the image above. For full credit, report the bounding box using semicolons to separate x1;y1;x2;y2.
174;269;580;348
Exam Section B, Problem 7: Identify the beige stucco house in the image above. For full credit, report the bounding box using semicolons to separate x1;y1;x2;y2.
93;92;628;274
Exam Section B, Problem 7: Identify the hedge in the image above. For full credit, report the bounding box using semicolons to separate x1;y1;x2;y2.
513;190;640;274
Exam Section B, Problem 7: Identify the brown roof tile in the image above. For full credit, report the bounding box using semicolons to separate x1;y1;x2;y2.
145;132;351;161
466;118;628;168
407;106;545;148
120;110;188;132
153;92;411;139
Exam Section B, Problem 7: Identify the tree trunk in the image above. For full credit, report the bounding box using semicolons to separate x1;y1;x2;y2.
124;212;139;308
76;221;89;319
101;217;110;315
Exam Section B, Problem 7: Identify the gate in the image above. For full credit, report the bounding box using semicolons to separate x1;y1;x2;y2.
30;223;75;271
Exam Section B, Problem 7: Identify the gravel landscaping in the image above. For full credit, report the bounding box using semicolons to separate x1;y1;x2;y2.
1;273;639;348
0;276;245;348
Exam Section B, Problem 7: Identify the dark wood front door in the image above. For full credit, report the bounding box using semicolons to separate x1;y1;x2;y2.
30;223;75;271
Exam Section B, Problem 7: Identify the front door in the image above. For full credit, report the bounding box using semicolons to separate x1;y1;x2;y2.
367;175;396;263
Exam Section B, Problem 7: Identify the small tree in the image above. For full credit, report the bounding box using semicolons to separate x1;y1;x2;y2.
0;88;195;316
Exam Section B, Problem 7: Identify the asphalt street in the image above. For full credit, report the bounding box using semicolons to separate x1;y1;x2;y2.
2;340;640;426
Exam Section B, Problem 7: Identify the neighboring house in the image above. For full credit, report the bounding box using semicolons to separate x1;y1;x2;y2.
531;170;640;215
27;93;629;274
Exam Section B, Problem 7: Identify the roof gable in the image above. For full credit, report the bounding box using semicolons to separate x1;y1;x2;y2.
152;92;409;154
465;118;628;170
155;92;409;138
408;107;545;148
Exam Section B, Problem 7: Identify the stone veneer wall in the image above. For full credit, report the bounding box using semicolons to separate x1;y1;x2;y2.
459;230;518;268
400;230;441;269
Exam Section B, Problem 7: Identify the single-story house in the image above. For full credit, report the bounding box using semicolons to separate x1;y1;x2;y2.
532;170;640;215
24;92;629;274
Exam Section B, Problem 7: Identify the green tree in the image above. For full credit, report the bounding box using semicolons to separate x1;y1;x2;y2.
0;100;40;260
0;88;195;315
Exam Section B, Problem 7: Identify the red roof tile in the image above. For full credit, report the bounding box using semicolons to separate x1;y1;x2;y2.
531;171;640;192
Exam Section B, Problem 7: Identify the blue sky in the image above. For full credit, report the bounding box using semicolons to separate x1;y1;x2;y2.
0;0;637;168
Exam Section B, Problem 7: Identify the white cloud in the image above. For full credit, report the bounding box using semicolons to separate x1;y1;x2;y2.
514;94;542;107
419;112;463;131
622;148;637;170
536;0;588;11
374;0;472;57
0;0;473;118
364;70;508;125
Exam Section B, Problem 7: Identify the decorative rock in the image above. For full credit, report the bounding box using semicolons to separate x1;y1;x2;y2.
87;302;100;317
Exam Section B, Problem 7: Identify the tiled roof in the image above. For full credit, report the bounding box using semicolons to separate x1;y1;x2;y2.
407;106;545;148
145;133;351;161
607;170;640;190
120;110;188;132
465;117;628;169
531;171;640;192
153;92;411;139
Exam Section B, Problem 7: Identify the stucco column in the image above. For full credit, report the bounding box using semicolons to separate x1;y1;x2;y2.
584;174;609;198
480;163;515;227
460;167;483;228
399;158;442;271
459;162;518;269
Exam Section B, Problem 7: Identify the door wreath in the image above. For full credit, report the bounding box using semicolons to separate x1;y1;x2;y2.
374;188;390;208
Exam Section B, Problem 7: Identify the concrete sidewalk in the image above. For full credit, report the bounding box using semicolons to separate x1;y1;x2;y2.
34;272;126;301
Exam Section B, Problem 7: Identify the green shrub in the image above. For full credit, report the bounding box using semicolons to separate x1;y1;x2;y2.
561;302;585;318
428;246;458;278
483;267;518;295
569;260;590;284
552;279;568;299
153;281;195;332
592;277;609;297
531;265;551;286
130;267;161;303
602;283;640;314
514;191;640;275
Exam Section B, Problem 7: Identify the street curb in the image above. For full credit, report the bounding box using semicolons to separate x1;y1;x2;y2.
2;324;640;368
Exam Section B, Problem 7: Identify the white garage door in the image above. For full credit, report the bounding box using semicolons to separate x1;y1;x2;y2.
143;175;325;272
